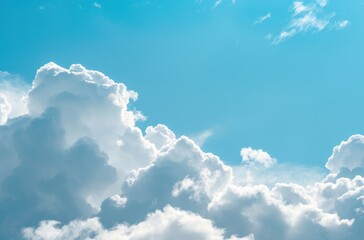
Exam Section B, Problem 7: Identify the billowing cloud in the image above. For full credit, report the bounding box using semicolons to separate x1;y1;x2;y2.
0;94;11;124
0;63;363;239
326;135;364;174
24;205;252;240
0;71;29;119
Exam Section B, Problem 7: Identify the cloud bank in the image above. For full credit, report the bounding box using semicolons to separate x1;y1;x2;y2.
0;63;363;239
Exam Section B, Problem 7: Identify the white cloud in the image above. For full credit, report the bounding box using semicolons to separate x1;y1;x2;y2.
254;13;271;25
273;0;347;43
337;20;349;29
0;63;156;238
326;135;364;173
240;147;276;168
24;206;251;240
0;71;29;118
292;1;310;16
0;94;11;125
317;0;328;7
1;63;364;239
145;124;176;150
211;0;237;8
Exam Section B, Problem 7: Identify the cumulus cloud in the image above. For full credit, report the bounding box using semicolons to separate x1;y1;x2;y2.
240;147;276;168
1;63;364;239
0;94;11;125
326;135;364;173
24;205;251;240
273;0;348;43
0;71;29;118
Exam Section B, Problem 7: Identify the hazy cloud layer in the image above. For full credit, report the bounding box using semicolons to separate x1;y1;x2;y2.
0;63;363;239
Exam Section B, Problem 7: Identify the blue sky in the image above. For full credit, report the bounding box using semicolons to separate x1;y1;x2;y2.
2;1;364;239
1;0;364;168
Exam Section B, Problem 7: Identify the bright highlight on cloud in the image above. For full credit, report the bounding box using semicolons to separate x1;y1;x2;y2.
0;63;363;240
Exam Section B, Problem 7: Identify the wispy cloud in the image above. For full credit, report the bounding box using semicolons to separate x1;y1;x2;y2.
211;0;236;8
94;2;101;9
336;19;349;29
272;0;348;44
190;128;214;147
254;12;272;25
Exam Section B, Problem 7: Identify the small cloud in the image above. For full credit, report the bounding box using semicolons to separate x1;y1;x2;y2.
336;20;349;29
254;12;272;25
94;2;101;8
241;147;276;168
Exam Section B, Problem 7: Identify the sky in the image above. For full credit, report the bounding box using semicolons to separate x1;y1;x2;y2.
1;0;364;239
1;0;363;167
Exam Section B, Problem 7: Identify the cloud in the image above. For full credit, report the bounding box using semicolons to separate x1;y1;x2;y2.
202;0;236;8
0;109;117;239
272;0;348;43
0;94;11;125
190;128;214;147
0;63;156;239
24;205;252;240
145;124;176;150
1;63;364;239
240;147;276;168
98;136;233;228
94;2;101;9
326;135;364;173
336;20;349;29
0;71;29;119
254;13;272;25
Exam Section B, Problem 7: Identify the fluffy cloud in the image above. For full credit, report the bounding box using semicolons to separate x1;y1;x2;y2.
0;109;117;239
326;135;364;173
0;63;156;239
24;206;251;240
98;136;233;228
240;147;276;168
0;94;11;124
0;71;29;119
0;63;364;240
